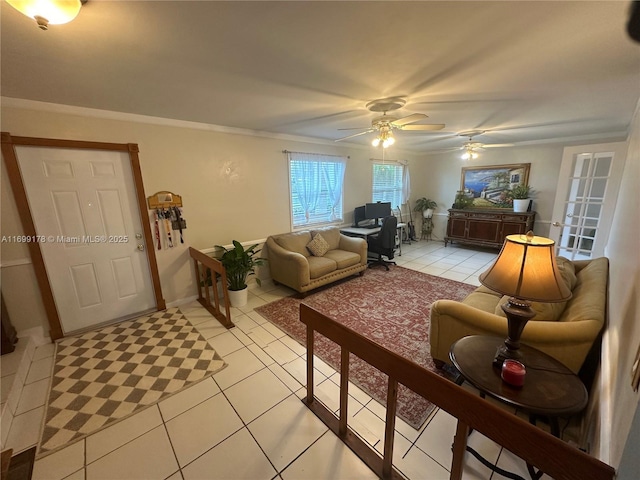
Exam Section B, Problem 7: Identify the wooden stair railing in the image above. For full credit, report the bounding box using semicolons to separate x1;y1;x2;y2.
300;303;615;480
189;247;233;329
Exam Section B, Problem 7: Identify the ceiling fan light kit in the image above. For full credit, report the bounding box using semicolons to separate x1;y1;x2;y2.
335;97;446;147
6;0;82;30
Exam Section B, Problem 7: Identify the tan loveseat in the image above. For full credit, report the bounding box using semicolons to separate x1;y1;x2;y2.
266;226;367;294
429;257;608;373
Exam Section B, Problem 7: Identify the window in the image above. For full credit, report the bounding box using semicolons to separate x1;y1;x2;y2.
288;152;346;228
372;163;405;208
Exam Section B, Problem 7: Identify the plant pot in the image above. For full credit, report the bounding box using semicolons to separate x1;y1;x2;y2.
228;287;248;308
423;208;434;218
513;199;530;213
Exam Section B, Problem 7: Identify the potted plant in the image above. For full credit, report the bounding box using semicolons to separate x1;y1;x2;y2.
414;197;437;218
215;240;267;307
452;191;474;209
509;184;534;213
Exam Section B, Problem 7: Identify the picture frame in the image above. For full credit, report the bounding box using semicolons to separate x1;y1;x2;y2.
459;163;531;209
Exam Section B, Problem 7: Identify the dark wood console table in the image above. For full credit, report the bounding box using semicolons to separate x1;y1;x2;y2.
444;208;536;249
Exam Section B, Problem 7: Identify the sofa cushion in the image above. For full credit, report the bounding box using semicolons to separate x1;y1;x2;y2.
275;231;312;257
310;227;341;250
560;257;608;324
307;233;330;257
307;256;338;279
324;249;361;269
494;256;577;321
464;290;503;313
557;256;578;290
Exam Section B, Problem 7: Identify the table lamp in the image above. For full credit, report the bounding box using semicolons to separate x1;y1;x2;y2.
479;231;572;367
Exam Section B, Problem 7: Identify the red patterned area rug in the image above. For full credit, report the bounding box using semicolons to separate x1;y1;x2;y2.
255;266;476;429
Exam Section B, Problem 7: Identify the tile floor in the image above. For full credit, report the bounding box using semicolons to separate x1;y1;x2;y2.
1;240;556;479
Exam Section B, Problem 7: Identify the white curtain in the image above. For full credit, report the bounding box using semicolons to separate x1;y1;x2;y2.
322;158;346;220
402;165;411;205
290;153;321;222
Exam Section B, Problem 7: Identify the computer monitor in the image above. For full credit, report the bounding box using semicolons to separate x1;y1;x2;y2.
353;205;366;227
365;202;391;226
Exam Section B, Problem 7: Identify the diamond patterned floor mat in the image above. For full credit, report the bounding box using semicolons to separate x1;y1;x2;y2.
37;308;226;457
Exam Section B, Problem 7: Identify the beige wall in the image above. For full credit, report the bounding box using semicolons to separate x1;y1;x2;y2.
0;103;420;335
414;145;569;240
601;100;640;467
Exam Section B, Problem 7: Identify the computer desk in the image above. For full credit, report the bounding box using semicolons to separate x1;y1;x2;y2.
340;222;407;256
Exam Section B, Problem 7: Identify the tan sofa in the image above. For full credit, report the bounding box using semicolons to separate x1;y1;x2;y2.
429;257;608;373
266;226;367;293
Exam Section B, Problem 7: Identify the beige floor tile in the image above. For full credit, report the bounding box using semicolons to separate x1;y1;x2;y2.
212;347;265;390
25;356;53;384
182;428;277;480
224;369;291;423
32;438;84;480
86;425;178;480
263;339;299;365
6;405;44;453
281;431;379;480
85;405;163;463
16;377;50;415
158;376;220;421
248;394;327;471
414;409;457;469
206;330;245;357
165;393;243;467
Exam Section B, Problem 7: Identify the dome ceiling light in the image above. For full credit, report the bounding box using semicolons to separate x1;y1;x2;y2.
6;0;83;30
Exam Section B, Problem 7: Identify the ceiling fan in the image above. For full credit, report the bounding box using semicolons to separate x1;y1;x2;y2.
455;131;514;159
334;97;446;147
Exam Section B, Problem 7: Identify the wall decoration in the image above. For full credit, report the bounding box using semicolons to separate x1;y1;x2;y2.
459;163;531;208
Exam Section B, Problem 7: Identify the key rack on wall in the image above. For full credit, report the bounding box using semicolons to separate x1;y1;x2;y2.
147;191;183;209
148;191;187;249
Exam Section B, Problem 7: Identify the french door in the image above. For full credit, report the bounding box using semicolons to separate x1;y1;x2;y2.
549;142;627;260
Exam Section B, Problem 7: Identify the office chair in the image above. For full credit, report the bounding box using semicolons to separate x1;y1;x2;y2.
367;215;397;270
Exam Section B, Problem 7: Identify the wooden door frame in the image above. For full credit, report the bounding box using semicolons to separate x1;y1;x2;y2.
1;132;166;340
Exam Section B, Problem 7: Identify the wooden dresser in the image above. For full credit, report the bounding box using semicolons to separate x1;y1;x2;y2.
445;208;536;249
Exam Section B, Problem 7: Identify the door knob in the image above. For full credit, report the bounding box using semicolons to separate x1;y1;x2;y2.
137;244;145;251
552;222;561;227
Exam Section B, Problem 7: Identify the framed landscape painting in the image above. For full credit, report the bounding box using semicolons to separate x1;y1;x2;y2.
459;163;530;208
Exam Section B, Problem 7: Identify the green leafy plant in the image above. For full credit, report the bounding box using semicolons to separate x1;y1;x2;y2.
215;240;267;291
453;190;474;209
414;197;437;213
508;184;533;199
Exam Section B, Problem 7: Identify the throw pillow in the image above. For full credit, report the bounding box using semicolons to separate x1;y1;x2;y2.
307;233;330;257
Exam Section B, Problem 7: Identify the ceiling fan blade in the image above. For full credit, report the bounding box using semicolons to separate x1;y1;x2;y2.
337;126;371;131
391;113;428;126
483;143;515;148
334;129;374;142
400;124;446;131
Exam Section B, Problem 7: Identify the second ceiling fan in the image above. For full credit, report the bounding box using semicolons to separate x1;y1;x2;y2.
455;131;514;159
334;97;446;147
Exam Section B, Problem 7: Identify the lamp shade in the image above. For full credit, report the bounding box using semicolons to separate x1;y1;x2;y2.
479;233;572;303
7;0;81;29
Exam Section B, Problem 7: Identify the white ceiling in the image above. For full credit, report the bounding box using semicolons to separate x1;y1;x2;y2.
1;1;639;153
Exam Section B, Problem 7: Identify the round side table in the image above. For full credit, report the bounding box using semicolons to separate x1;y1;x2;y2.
450;335;588;479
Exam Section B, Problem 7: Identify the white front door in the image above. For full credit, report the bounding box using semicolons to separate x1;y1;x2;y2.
16;146;156;334
549;142;627;260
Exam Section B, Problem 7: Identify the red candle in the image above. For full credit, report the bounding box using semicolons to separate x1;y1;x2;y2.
501;359;526;387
